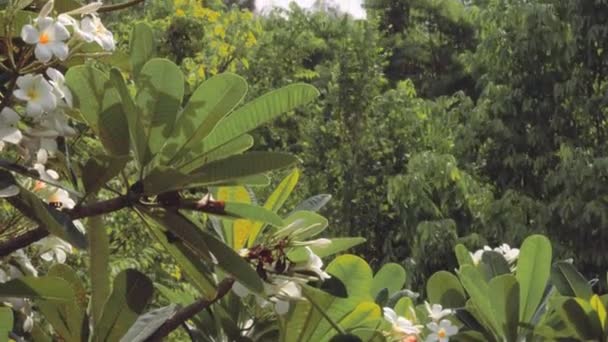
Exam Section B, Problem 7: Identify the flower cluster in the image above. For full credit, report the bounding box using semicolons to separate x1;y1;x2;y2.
1;1;114;198
232;239;331;315
470;243;520;269
383;302;459;342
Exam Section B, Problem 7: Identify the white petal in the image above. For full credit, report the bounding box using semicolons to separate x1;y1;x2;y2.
26;101;44;117
35;44;53;63
80;17;96;32
275;300;290;315
16;74;35;90
0;128;22;144
99;33;115;51
39;251;54;261
49;42;69;61
52;22;70;41
13;89;29;101
21;25;39;44
56;249;67;263
383;307;398;324
0;107;20;124
46;67;63;83
37;17;54;31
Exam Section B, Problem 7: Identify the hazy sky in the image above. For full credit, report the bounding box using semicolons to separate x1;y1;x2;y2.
256;0;366;19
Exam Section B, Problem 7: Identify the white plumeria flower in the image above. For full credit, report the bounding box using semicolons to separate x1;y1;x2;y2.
425;302;452;321
291;247;331;280
21;17;70;63
233;278;302;315
494;243;519;264
80;14;115;51
383;307;422;338
35;236;72;263
32;149;59;184
46;68;73;108
12;250;38;277
426;319;458;342
0;107;23;149
13;74;57;117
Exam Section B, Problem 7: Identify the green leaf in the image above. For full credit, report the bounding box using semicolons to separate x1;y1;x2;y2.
551;261;593;300
39;264;87;342
479;251;511;280
309;237;366;259
141;208;264;294
223;202;284;227
0;276;74;302
0;307;13;342
557;297;603;341
186;152;299;186
135;58;184;167
489;274;520;341
458;265;500;335
138;210;217;298
65;65;130;156
119;305;179;342
291;194;332;214
516;234;552;324
7;187;87;249
82;155;129;195
93;269;154;342
88;216;110;329
248;169;300;247
455;244;474;267
163;73;248;164
370;263;406;298
394;296;415;320
109;68;147;167
274;211;328;241
199;83;320;156
0;10;35;37
129;22;155;80
426;271;467;308
325;255;374;302
184;134;254;170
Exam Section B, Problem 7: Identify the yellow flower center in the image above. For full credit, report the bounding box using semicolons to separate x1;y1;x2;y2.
438;328;447;338
27;89;39;100
39;32;50;45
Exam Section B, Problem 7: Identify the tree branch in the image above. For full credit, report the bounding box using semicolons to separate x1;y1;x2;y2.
98;0;146;13
145;278;235;341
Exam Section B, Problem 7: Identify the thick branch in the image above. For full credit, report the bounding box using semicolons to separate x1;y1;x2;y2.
98;0;146;13
145;278;235;342
0;194;131;257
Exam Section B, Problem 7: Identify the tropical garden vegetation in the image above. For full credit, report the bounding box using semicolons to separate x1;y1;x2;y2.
0;0;607;341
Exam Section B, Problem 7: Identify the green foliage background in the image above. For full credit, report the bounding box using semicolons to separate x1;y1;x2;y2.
100;0;608;295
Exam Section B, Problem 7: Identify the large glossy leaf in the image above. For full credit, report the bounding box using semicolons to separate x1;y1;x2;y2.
454;244;474;267
119;305;179;342
187;152;299;185
222;202;284;227
283;256;379;342
93;269;154;342
82;155;129;196
37;265;87;342
458;265;500;335
0;276;74;302
426;271;467;308
274;211;329;241
551;261;593;300
0;307;12;342
142;209;264;294
135;58;184;167
557;297;603;340
489;274;519;341
516;235;552;324
215;186;253;248
88;216;110;328
290;194;332;214
7;187;87;249
65;65;130;156
309;237;366;259
199;84;320;155
370;263;406;298
248;169;300;247
183;134;254;170
109;68;148;167
138;210;217;298
164;73;248;165
129;22;155;80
